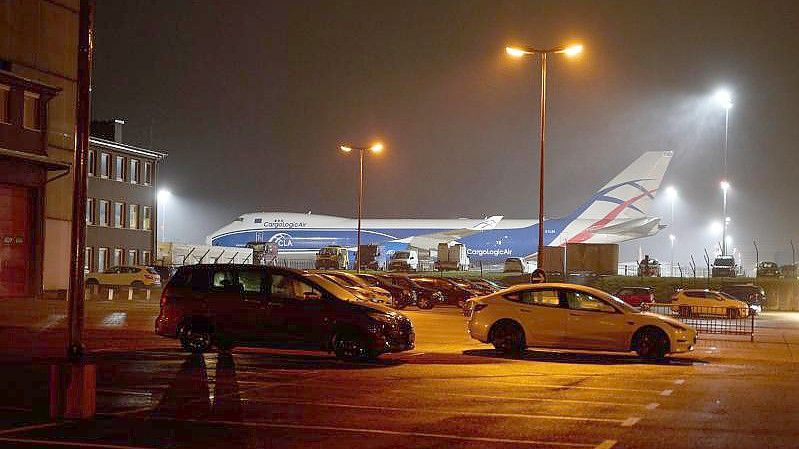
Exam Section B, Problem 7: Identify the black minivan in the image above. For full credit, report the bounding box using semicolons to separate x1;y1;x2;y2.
156;264;414;360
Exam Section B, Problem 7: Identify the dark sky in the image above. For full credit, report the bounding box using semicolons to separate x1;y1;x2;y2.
92;0;799;267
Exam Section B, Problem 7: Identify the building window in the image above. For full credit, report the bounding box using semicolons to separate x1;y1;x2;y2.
130;159;140;184
0;85;9;123
86;198;95;225
128;204;139;229
142;206;152;231
87;150;95;176
113;248;124;267
114;155;126;181
142;250;151;265
98;248;109;272
113;202;125;228
84;247;93;273
143;162;152;185
98;200;110;226
128;249;138;265
100;153;111;178
23;91;40;130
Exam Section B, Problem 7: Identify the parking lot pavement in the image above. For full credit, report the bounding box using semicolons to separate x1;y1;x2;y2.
0;305;797;448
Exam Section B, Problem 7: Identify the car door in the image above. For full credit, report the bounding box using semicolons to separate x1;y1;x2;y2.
564;289;629;351
262;272;329;348
505;288;568;347
205;267;258;341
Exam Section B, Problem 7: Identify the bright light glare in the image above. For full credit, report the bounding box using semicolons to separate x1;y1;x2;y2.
505;47;528;58
370;143;384;153
665;185;677;199
157;189;171;202
725;235;733;245
714;89;733;109
562;44;583;57
339;145;352;153
720;180;730;191
709;221;723;235
669;234;676;243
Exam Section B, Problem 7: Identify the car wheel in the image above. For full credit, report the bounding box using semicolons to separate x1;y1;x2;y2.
490;321;525;355
333;332;375;361
179;323;212;354
131;280;145;289
634;328;669;359
418;297;433;310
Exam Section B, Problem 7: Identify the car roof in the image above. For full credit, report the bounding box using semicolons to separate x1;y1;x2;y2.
501;283;614;297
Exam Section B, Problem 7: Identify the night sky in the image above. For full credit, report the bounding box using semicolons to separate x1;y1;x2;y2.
91;0;799;267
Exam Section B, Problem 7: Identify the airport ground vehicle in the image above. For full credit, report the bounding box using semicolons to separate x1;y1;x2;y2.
669;289;749;318
388;250;419;271
435;243;470;271
85;265;161;288
503;257;530;273
315;246;349;270
756;261;781;278
412;276;478;307
357;244;385;270
466;283;696;358
637;256;661;277
719;284;765;312
155;265;414;360
380;274;443;309
711;256;737;277
614;287;655;308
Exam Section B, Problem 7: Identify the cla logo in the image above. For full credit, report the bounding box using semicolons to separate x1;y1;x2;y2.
268;233;294;247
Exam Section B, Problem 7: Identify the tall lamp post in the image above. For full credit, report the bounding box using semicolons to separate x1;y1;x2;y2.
340;143;383;273
714;89;733;179
720;181;730;255
158;189;171;243
506;43;583;266
669;234;676;277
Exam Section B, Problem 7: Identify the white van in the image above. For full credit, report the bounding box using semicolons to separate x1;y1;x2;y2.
388;250;419;271
503;257;531;273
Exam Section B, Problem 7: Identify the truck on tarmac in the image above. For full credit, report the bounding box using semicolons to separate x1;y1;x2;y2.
315;245;350;270
388;249;419;272
435;242;470;271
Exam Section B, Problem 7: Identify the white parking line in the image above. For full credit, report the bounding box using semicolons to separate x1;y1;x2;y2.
645;403;660;410
595;440;617;449
469;379;667;394
0;437;155;449
243;397;635;426
660;389;673;396
673;379;685;385
438;392;657;409
151;417;601;447
621;417;640;427
0;422;61;435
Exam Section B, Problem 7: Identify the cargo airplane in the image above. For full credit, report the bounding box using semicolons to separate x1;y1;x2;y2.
208;151;673;264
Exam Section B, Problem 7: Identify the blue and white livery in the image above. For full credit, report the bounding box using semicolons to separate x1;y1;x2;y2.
208;151;673;264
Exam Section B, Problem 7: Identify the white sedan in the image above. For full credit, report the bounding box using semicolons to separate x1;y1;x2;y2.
466;283;696;359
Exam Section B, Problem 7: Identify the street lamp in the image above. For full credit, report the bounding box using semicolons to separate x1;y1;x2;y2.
669;234;676;277
340;142;384;273
720;180;730;255
157;188;171;243
714;89;733;179
506;43;583;266
665;185;677;226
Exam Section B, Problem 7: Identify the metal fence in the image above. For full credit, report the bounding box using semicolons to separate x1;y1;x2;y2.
643;302;755;341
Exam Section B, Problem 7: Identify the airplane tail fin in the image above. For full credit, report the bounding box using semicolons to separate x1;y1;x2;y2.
568;151;673;221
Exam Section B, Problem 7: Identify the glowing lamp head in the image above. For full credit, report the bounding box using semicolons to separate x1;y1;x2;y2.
709;220;723;235
339;145;353;153
369;143;384;153
720;180;730;192
665;186;677;199
714;89;733;109
505;46;528;58
669;234;676;242
157;189;171;202
561;44;584;57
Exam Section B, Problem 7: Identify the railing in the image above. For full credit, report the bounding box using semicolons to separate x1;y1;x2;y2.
643;302;755;341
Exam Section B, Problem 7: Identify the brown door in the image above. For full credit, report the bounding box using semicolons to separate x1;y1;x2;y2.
0;185;32;297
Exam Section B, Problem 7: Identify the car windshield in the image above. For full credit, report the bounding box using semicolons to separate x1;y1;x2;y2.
319;248;338;256
604;293;639;313
719;291;741;301
715;258;734;266
304;274;359;302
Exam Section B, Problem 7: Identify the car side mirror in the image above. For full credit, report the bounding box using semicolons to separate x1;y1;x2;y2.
304;291;322;301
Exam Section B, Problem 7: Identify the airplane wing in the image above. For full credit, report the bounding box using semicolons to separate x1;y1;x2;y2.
391;216;504;251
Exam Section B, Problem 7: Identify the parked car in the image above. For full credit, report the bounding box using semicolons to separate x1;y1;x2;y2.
322;271;393;305
85;265;161;288
380;274;443;309
720;284;765;313
411;276;478;308
669;289;749;318
614;287;655;308
711;256;737;278
155;265;414;360
314;273;392;306
756;261;781;278
465;283;696;359
355;273;433;310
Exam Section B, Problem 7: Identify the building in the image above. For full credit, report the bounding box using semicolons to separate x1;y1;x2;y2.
85;120;166;273
0;1;79;298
